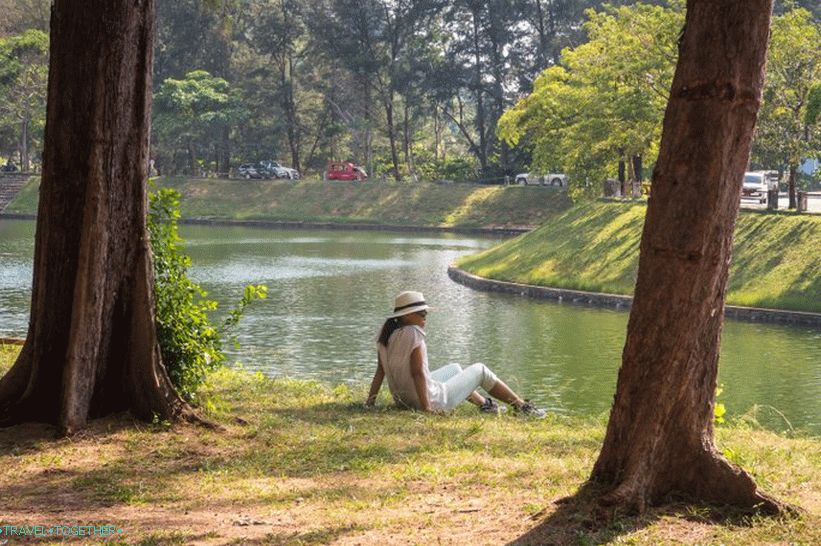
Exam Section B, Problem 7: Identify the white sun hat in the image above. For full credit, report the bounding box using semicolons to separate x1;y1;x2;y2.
387;291;430;319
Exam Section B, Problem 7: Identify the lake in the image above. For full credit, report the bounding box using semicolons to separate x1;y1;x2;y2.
1;219;819;434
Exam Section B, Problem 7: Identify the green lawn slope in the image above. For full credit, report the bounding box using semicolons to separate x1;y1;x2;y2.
457;200;821;312
3;176;572;229
157;177;572;228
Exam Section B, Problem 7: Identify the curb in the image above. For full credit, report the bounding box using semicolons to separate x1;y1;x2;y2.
447;266;821;328
0;213;530;236
172;217;531;236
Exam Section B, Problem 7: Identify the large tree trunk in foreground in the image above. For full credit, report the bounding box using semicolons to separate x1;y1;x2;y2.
0;0;194;435
590;0;784;514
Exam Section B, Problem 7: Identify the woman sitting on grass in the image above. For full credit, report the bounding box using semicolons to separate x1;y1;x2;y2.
366;291;545;417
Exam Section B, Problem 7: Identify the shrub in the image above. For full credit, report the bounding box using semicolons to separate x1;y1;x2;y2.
147;187;267;402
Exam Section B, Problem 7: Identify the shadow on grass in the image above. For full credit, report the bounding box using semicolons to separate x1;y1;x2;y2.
224;524;366;546
510;481;791;546
509;482;656;545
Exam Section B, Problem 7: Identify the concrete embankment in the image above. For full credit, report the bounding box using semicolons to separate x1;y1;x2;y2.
448;266;821;327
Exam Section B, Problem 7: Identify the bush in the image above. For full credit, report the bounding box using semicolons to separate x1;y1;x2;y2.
147;187;267;402
413;152;480;182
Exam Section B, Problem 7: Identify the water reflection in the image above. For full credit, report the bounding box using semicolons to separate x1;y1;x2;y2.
0;219;818;434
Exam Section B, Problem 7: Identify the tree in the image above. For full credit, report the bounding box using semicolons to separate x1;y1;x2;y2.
0;0;50;37
442;0;527;176
0;0;196;434
589;0;786;513
152;70;239;175
0;29;48;170
499;2;681;196
752;8;821;208
154;0;237;84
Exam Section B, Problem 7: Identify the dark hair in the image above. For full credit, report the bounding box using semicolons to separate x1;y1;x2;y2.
377;317;403;347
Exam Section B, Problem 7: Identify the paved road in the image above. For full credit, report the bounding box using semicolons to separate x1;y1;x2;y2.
740;193;821;214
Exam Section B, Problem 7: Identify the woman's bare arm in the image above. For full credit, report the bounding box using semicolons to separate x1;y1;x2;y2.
409;346;432;412
366;354;385;406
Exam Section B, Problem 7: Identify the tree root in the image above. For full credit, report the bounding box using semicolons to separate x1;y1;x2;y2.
591;450;801;519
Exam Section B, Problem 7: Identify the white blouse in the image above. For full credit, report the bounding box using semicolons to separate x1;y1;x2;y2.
376;325;446;410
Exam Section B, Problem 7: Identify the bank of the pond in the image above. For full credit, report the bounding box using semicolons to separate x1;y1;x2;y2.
0;346;819;545
4;176;572;230
457;200;821;314
449;265;821;327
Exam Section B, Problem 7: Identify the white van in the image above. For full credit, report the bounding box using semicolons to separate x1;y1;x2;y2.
742;171;777;204
514;172;567;187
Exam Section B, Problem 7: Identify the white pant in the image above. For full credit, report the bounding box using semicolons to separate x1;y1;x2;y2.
430;363;499;411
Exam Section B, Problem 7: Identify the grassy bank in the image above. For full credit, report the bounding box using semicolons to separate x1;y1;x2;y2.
1;345;819;545
5;177;573;229
457;200;821;312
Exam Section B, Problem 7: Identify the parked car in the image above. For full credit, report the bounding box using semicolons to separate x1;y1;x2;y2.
238;163;264;179
514;172;567;187
742;171;776;204
259;160;300;180
326;161;368;181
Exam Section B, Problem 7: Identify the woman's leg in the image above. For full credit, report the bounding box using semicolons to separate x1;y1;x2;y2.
441;363;500;411
487;379;525;408
441;363;528;411
430;363;462;382
431;364;485;406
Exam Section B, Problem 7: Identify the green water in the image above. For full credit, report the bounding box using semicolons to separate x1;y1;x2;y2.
1;219;818;434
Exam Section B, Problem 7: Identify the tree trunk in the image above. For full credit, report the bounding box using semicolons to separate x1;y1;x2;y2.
187;137;196;176
221;125;231;176
632;154;643;182
470;9;488;173
384;91;401;181
787;164;797;209
433;104;442;162
0;0;195;435
589;0;785;514
403;102;416;181
20;118;29;172
533;0;549;69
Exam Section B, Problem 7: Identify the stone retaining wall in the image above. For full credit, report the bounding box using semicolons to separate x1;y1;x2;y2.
0;213;530;237
179;218;530;236
448;266;821;328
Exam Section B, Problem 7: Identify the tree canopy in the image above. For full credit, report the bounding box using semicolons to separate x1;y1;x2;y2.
0;28;48;170
499;1;820;196
752;7;821;203
0;0;818;183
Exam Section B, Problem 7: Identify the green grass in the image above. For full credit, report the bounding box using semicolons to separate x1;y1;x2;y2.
457;200;821;312
3;176;573;228
1;345;819;545
2;175;39;214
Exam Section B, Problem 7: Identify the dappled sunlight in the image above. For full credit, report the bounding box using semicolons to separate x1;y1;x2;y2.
442;186;502;225
459;202;820;312
1;354;819;544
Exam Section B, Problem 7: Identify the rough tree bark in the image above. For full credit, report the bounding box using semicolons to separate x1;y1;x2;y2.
787;164;797;209
589;0;786;514
0;0;196;435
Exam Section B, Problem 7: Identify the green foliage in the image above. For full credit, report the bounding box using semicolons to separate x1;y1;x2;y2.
412;150;481;182
0;29;48;165
752;8;821;173
714;384;726;426
498;2;682;197
147;187;267;402
152;70;243;174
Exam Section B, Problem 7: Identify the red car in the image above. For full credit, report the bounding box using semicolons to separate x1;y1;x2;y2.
325;161;368;181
